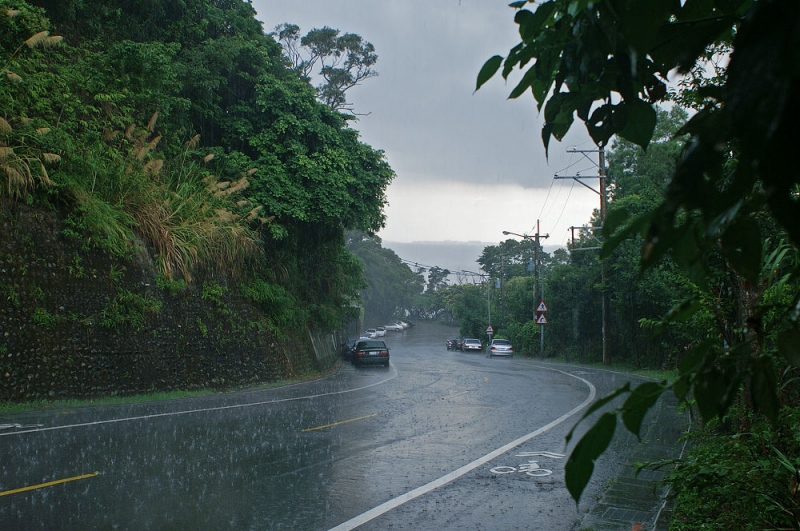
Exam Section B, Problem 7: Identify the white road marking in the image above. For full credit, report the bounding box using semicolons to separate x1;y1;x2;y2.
326;367;597;531
0;364;398;437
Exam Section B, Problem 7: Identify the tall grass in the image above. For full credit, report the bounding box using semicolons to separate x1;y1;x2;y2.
101;118;262;281
0;118;59;199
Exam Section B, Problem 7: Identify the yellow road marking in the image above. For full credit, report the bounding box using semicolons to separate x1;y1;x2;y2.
302;413;378;432
442;390;470;400
0;472;99;497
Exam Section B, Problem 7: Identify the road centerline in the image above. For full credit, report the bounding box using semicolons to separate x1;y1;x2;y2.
0;472;99;497
302;413;379;432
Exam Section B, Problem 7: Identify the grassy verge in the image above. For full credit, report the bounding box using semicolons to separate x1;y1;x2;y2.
0;368;332;416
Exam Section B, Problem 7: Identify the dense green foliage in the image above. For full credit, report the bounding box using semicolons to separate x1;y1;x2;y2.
346;231;424;327
1;0;394;335
474;0;800;522
470;108;693;364
666;406;800;530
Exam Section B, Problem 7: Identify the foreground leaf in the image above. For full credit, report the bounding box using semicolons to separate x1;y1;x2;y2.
565;412;617;503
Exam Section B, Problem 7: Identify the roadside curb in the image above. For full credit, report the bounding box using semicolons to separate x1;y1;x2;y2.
577;389;688;531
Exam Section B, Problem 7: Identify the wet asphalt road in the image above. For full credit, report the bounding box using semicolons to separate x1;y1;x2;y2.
0;322;671;530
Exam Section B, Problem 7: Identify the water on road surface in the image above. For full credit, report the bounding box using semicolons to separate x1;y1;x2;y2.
0;322;686;530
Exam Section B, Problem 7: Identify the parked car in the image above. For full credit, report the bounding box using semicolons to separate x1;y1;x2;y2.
375;326;386;337
486;338;514;357
365;328;378;338
341;338;358;360
384;323;402;331
462;338;483;352
352;339;390;367
446;338;463;351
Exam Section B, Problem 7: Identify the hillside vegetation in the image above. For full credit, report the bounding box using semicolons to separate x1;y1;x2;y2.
0;0;395;399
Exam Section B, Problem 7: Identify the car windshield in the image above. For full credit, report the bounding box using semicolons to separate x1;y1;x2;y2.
464;339;479;344
357;341;386;349
493;340;511;346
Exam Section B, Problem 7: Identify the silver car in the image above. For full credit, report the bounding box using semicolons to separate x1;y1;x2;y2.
462;338;482;352
486;339;514;357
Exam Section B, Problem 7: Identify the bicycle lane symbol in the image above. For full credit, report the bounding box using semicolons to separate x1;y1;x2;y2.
490;451;566;477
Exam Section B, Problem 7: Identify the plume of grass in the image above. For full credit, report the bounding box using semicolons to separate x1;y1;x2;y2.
131;180;260;282
121;131;262;281
0;118;58;199
21;31;62;51
146;112;159;132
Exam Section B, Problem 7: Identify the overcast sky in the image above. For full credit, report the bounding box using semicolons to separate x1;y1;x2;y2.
251;0;602;247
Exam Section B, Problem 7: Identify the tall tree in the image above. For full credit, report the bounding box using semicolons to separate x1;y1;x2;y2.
273;23;378;114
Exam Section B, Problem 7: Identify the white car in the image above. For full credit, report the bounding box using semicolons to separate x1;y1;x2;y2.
486;339;514;357
375;326;386;337
384;323;402;331
366;328;378;338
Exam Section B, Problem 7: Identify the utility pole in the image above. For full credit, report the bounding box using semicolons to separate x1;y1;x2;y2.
535;220;548;359
555;146;611;365
503;222;548;358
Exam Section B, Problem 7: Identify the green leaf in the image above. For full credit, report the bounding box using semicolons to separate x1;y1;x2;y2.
565;412;617;503
508;66;538;99
677;338;715;375
673;374;691;402
600;208;652;260
616;0;676;54
515;3;557;41
778;329;800;367
694;364;741;422
621;382;665;438
566;383;630;444
749;356;779;421
619;99;657;150
476;55;504;91
509;0;528;8
719;216;762;284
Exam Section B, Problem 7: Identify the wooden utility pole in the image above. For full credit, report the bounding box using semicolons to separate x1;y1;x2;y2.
554;146;611;365
534;219;548;359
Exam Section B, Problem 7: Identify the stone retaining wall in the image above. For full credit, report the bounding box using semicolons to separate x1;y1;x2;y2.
0;200;333;402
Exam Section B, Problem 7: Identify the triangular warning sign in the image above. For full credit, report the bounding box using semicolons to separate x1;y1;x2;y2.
536;314;548;325
536;301;548;313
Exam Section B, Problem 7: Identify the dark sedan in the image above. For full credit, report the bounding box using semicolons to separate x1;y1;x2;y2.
352;339;390;367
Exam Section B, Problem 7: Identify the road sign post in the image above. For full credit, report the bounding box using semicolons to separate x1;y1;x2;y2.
536;300;547;359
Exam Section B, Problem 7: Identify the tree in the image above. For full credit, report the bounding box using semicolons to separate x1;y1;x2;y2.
425;266;451;293
347;232;424;325
5;0;395;338
273;23;378;114
477;0;800;505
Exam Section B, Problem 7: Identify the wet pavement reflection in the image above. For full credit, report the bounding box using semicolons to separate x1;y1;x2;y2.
0;322;685;530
